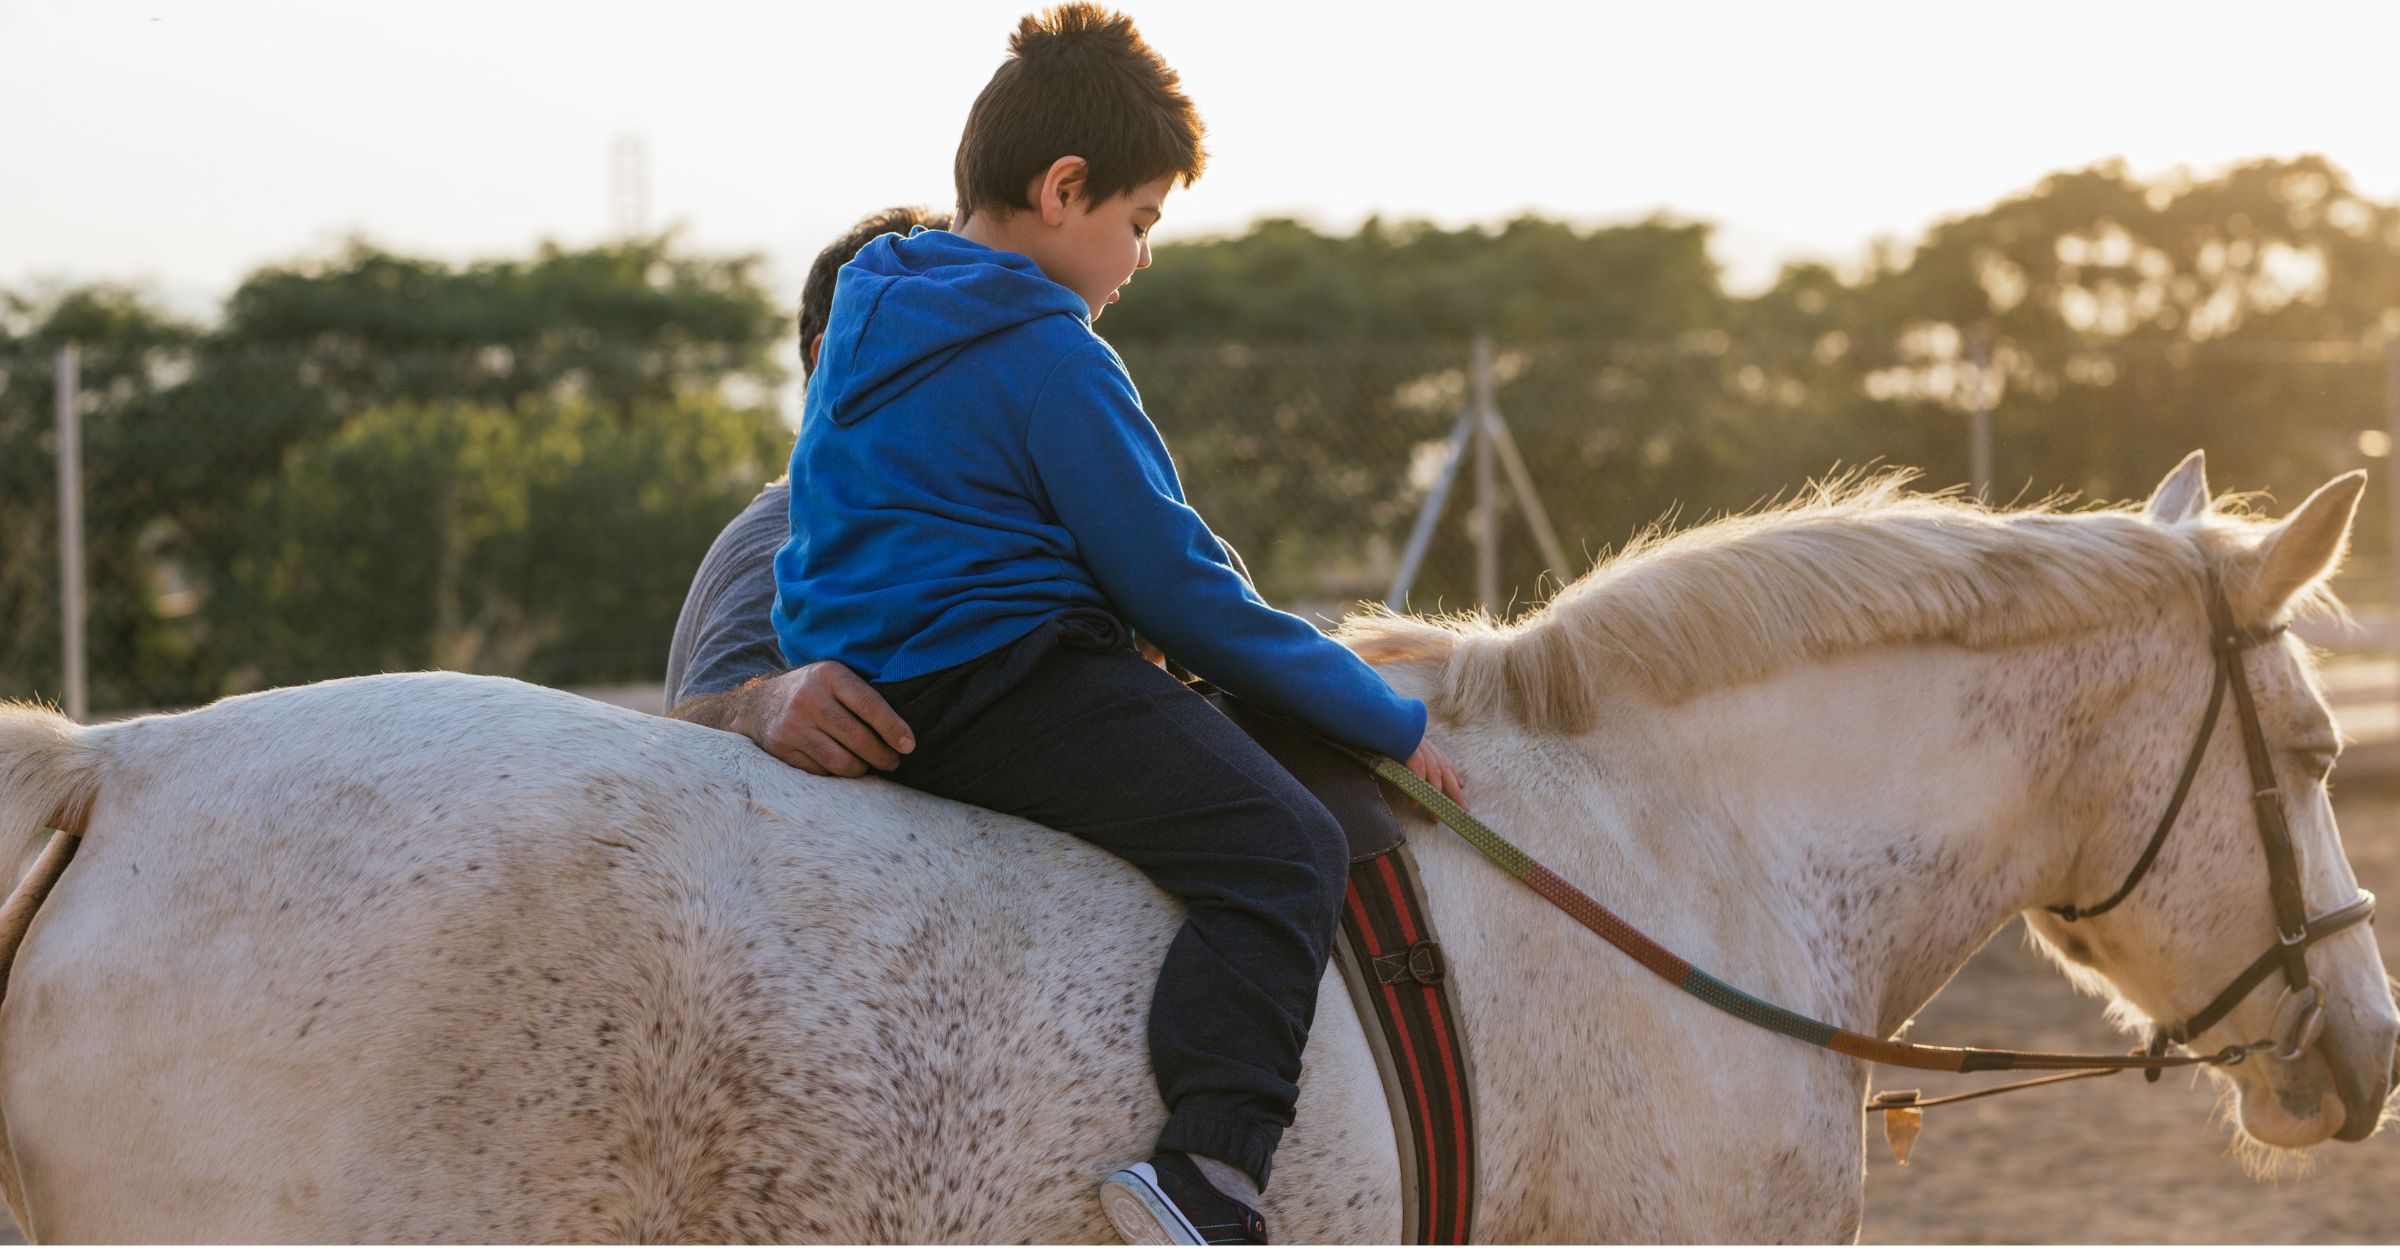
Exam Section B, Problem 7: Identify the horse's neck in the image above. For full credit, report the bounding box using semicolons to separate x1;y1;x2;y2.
1395;626;2173;1235
1430;644;2069;1036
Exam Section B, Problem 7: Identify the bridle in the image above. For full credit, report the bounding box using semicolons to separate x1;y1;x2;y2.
2043;567;2377;1079
1369;564;2380;1116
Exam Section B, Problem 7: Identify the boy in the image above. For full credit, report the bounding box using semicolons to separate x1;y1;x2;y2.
774;6;1465;1245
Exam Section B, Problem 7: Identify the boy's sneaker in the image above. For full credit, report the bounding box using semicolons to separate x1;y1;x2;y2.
1099;1152;1268;1245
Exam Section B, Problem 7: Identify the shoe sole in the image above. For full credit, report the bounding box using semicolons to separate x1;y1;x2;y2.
1100;1166;1203;1245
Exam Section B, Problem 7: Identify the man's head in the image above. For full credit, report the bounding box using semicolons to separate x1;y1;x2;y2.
799;205;951;377
951;4;1206;319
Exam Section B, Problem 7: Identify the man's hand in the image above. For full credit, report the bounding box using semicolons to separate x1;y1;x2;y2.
1404;736;1468;812
669;662;916;777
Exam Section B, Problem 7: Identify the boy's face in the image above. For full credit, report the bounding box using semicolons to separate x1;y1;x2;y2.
1040;175;1171;321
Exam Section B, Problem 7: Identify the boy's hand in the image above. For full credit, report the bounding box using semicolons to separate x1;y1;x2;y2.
675;662;916;777
1405;737;1468;813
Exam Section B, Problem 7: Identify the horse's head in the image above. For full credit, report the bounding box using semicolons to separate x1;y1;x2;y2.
1344;454;2395;1158
2027;452;2396;1151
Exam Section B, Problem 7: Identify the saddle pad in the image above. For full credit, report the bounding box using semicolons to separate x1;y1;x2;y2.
1204;695;1479;1244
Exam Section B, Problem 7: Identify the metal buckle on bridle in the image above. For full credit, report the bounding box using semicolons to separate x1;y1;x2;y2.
2269;978;2329;1061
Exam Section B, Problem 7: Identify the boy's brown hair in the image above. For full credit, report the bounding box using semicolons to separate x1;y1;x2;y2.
952;4;1207;222
800;205;951;378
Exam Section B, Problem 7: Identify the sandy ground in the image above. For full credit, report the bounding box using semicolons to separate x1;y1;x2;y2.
1859;792;2400;1244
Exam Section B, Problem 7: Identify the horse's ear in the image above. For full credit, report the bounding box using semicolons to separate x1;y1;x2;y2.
2145;451;2210;524
2236;471;2366;621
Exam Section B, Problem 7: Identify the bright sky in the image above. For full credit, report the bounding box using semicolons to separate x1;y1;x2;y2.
7;0;2398;319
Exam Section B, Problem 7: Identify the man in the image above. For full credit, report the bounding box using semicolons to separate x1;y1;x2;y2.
662;206;940;775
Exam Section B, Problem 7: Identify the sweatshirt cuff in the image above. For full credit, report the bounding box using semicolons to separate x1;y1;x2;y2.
1370;696;1429;763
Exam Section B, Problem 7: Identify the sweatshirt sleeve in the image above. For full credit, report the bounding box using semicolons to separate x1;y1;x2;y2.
1024;340;1428;761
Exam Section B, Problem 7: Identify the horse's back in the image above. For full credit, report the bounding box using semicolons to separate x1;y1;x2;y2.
0;673;1218;1241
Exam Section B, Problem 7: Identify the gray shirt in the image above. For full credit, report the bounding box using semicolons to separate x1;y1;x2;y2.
664;479;792;710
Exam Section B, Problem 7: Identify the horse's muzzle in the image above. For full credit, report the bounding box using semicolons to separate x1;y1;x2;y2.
2322;1009;2399;1143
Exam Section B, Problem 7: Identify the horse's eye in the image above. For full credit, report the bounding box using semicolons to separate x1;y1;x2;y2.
2296;747;2339;781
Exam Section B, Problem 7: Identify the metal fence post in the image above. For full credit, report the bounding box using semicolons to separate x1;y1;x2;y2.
1483;406;1571;583
1473;335;1499;612
1385;405;1475;609
56;342;87;723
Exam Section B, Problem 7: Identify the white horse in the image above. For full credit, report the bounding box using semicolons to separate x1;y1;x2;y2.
0;455;2390;1243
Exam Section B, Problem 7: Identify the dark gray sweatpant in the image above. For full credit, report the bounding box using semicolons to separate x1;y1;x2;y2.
872;609;1349;1188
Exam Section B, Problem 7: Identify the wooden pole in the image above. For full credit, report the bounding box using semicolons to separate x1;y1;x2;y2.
1473;335;1499;612
1968;328;1993;504
56;342;86;723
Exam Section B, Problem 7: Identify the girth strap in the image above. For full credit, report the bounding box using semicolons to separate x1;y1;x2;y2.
1334;847;1479;1246
1203;692;1479;1245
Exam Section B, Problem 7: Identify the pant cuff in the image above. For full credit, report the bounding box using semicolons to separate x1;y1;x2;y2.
1158;1105;1281;1190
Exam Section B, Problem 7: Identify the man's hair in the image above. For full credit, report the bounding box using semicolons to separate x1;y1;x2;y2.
799;205;951;378
952;4;1207;223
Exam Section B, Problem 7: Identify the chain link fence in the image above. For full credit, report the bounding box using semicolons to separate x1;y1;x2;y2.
0;342;792;715
6;336;2398;717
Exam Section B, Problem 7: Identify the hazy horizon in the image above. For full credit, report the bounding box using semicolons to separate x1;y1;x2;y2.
9;0;2398;322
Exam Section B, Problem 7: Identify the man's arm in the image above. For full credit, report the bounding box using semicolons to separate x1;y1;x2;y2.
663;480;914;776
669;663;915;777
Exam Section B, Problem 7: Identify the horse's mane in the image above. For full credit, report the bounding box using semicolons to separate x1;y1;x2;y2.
1338;470;2333;733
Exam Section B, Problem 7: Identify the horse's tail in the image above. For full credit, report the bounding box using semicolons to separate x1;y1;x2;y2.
0;702;97;853
0;704;92;1239
0;703;96;986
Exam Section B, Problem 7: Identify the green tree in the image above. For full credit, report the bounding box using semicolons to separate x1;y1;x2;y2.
217;235;787;414
1822;154;2400;609
15;157;2397;712
190;237;784;704
0;285;201;709
227;395;788;689
1115;160;2400;613
1105;215;1754;609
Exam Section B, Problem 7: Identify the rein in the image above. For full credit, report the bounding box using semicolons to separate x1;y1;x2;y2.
1365;571;2377;1117
1369;757;2263;1090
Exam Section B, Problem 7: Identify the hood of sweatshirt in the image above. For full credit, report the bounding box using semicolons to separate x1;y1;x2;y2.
812;229;1091;427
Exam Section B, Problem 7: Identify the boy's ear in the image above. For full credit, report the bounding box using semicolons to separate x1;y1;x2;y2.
1035;155;1089;226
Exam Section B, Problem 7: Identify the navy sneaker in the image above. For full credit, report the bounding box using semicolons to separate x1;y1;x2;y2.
1099;1151;1269;1245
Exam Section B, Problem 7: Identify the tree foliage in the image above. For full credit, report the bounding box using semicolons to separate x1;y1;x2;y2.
1110;157;2400;611
224;396;788;690
2;234;790;708
5;156;2397;709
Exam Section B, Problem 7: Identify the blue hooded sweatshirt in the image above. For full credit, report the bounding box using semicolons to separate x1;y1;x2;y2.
772;229;1427;762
